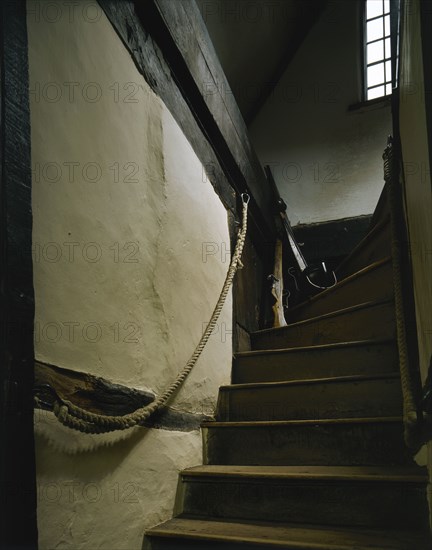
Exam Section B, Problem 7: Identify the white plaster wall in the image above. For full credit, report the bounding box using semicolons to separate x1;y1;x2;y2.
35;424;202;549
27;1;232;547
249;0;392;225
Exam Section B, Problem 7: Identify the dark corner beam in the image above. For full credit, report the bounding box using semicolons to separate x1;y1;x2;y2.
0;0;38;547
98;0;277;248
245;0;329;126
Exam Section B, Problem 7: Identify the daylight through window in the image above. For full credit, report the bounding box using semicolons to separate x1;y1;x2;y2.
365;0;392;100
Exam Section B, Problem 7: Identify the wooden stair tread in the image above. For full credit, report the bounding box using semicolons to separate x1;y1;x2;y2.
202;416;404;428
146;517;430;549
287;257;392;314
252;299;394;337
235;339;394;358
181;465;428;483
220;372;400;392
144;174;430;546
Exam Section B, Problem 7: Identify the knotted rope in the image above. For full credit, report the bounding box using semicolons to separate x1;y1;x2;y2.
383;139;418;445
52;194;250;433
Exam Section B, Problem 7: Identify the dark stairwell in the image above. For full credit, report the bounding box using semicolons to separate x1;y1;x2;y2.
143;177;431;548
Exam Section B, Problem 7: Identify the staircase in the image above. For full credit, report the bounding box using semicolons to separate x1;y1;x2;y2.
144;188;431;550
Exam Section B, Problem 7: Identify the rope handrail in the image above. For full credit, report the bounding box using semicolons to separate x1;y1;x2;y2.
383;137;419;446
50;193;250;433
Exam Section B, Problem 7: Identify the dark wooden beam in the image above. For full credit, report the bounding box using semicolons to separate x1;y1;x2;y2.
138;0;273;219
100;1;236;214
34;361;210;432
98;0;276;334
0;1;38;547
98;0;277;247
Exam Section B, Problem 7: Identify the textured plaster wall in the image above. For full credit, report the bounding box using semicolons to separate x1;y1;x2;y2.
249;0;392;225
28;1;232;548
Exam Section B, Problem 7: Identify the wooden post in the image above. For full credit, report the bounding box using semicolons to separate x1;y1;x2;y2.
0;1;38;547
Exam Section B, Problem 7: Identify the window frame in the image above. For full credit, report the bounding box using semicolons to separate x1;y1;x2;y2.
363;0;393;102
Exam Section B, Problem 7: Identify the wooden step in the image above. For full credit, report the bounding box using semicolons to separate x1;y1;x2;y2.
202;417;415;467
216;373;402;422
233;339;397;384
336;215;391;280
251;300;395;350
177;465;429;530
144;517;430;549
285;257;393;324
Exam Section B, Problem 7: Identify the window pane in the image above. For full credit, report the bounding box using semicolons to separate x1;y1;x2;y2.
368;40;384;64
384;15;390;35
385;37;391;58
364;2;393;102
367;0;383;19
385;60;392;81
368;62;385;87
368;85;385;100
367;18;384;42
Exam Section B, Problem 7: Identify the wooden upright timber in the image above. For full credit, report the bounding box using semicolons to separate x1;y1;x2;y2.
0;1;38;547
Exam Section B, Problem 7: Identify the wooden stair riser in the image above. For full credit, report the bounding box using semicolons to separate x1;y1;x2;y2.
178;476;429;530
285;260;393;324
146;540;363;550
251;301;395;350
337;219;391;280
145;539;274;550
233;342;398;384
203;421;414;467
144;518;431;550
216;376;402;422
145;534;426;550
